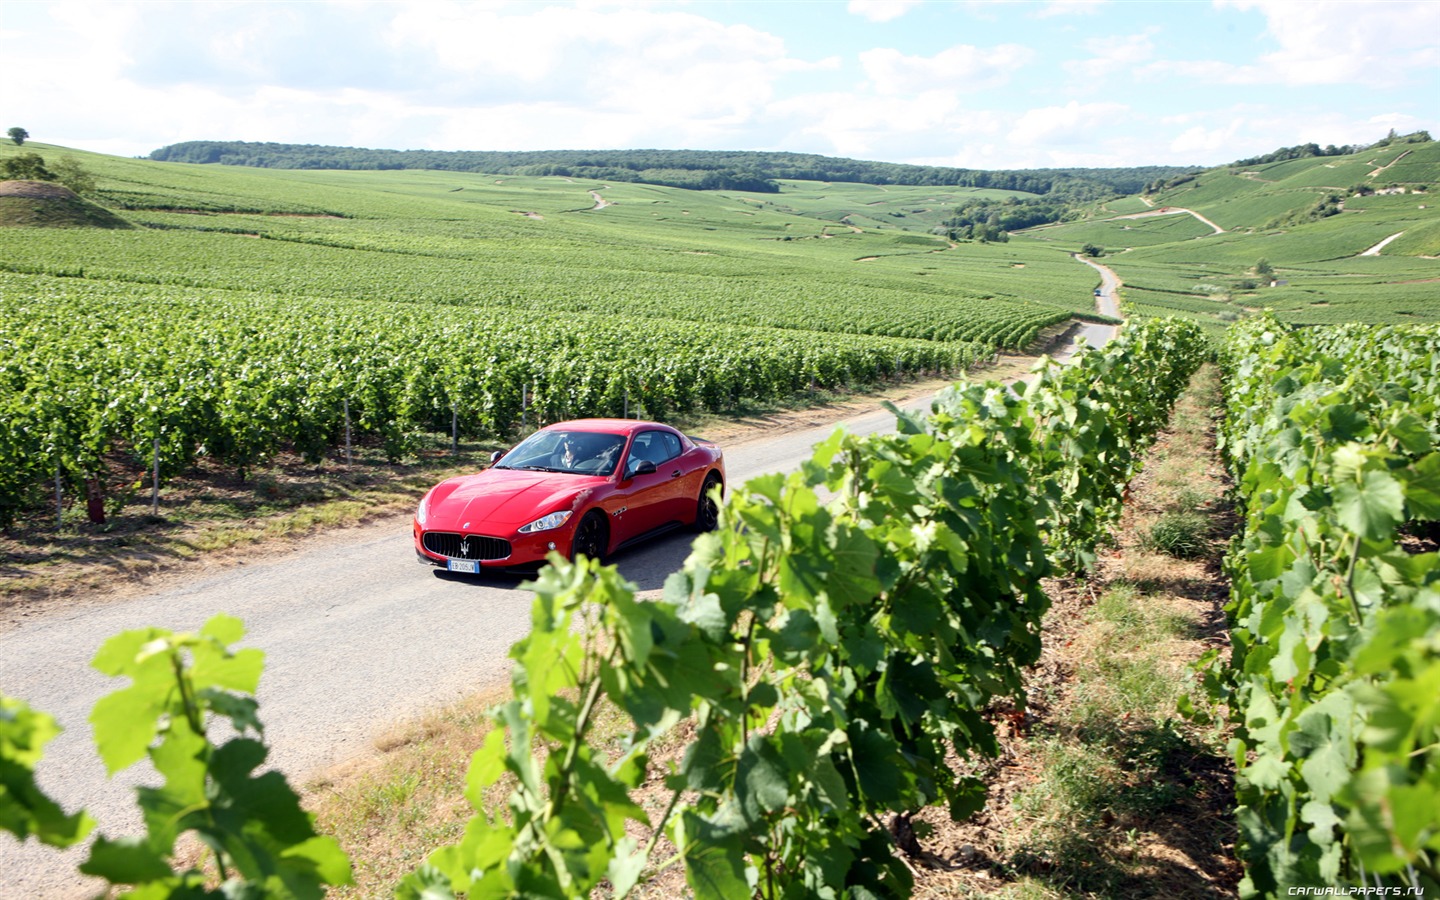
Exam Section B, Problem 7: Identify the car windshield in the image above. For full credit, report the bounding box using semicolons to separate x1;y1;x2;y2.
494;430;627;476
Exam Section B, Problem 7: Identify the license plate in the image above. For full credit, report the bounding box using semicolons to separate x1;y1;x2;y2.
447;558;480;574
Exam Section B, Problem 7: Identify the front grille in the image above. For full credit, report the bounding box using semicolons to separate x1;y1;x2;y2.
423;532;512;561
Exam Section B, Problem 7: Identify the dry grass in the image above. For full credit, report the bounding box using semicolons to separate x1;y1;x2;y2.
304;688;513;896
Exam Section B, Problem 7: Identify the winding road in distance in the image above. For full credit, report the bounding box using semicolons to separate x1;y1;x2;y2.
0;275;1120;898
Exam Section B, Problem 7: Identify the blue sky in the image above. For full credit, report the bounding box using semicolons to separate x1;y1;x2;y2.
2;0;1435;169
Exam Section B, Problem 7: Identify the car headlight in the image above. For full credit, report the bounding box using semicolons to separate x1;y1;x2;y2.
518;510;573;533
417;495;429;527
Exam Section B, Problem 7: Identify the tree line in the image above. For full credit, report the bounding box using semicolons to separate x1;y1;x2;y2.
147;141;1191;197
1223;129;1433;169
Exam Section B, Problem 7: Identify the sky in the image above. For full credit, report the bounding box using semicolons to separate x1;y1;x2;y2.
2;0;1436;170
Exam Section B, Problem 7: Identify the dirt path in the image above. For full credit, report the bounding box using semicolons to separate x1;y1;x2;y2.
1361;231;1405;256
1368;147;1413;179
1112;206;1225;235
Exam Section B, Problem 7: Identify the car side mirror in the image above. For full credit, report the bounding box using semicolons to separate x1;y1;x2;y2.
490;450;505;465
628;459;657;478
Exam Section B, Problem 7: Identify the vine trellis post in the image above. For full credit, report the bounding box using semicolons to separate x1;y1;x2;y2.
152;437;160;515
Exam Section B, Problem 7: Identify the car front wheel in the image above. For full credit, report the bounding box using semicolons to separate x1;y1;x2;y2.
571;511;608;563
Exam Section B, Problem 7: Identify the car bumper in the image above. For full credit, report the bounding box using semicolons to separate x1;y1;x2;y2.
413;520;574;571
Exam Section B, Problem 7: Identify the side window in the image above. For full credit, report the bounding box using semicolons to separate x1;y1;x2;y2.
631;431;680;466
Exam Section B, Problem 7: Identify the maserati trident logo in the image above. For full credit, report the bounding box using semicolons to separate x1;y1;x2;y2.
460;538;470;557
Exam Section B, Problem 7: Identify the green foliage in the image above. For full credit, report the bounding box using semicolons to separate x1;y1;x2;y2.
148;141;1194;198
1226;140;1367;168
0;272;990;523
0;152;1105;527
5;318;1202;898
47;157;96;195
81;614;353;897
0;697;95;847
1211;316;1440;895
6;127;26;146
945;196;1072;234
2;615;353;898
1141;511;1210;559
1021;319;1209;572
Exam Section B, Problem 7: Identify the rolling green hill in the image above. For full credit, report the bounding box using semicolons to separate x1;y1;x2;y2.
0;142;1100;343
1011;137;1440;330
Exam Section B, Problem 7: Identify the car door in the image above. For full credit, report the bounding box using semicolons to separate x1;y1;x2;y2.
648;430;696;523
607;431;676;542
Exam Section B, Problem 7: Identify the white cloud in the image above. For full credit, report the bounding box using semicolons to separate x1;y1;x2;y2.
1137;58;1265;85
0;0;1432;167
847;0;923;23
1170;120;1247;158
1033;0;1106;19
767;90;969;160
1162;105;1433;164
1008;100;1129;146
1210;0;1440;86
860;43;1035;95
1065;31;1155;79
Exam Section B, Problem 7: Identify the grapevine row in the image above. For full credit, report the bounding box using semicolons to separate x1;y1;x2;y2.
0;272;983;527
1;227;1075;350
1212;316;1440;895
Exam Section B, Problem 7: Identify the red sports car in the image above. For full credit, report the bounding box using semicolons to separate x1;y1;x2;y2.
414;419;725;574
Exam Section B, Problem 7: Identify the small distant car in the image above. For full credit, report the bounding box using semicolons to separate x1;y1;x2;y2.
414;419;725;574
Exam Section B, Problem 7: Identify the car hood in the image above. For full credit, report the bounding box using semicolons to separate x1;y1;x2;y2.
426;469;604;531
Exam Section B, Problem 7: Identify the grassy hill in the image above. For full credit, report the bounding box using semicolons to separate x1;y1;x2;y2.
1013;139;1440;330
6;136;1433;359
0;142;1102;347
0;179;132;229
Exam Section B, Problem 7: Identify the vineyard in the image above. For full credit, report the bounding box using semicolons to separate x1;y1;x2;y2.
0;143;1096;531
6;138;1439;897
5;293;1439;895
1;318;1212;898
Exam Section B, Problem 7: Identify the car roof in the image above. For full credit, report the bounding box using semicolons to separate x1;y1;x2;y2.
542;419;669;437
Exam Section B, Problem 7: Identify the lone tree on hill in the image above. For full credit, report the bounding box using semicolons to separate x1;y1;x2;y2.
1082;243;1105;258
7;127;28;146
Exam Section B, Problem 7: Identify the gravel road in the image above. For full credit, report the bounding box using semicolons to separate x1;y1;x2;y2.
1;315;1116;898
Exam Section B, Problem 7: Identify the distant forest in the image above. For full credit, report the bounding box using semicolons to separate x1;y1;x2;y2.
148;141;1193;198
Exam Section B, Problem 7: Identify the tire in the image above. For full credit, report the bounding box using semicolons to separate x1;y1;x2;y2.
571;511;607;563
693;472;722;533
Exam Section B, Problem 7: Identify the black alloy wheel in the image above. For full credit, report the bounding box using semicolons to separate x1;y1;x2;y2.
694;473;722;533
571;512;607;563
